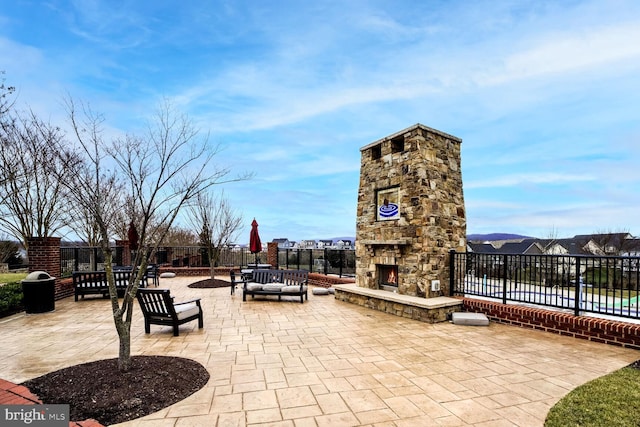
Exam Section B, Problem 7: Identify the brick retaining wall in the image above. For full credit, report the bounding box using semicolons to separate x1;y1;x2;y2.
461;297;640;350
55;278;74;300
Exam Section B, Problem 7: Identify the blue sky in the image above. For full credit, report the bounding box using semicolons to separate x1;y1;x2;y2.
2;0;640;244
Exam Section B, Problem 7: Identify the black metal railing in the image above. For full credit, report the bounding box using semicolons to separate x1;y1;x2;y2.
60;246;257;277
277;248;355;277
450;250;640;320
60;247;106;276
61;245;357;278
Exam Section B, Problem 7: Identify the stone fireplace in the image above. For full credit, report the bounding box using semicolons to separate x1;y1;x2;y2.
355;124;466;298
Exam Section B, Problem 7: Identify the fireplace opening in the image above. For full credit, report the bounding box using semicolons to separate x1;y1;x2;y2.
378;265;398;290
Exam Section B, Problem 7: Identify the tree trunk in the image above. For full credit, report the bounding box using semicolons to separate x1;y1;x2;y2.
103;245;134;372
117;321;132;372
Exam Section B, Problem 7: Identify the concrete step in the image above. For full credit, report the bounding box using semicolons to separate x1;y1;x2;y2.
451;312;489;326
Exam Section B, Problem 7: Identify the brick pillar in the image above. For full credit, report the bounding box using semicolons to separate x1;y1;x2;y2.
116;240;130;266
267;242;278;268
27;237;61;278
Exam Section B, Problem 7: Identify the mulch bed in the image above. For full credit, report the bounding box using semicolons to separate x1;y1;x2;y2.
22;356;209;426
187;278;232;288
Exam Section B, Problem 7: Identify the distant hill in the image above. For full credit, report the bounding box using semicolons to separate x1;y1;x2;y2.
467;233;534;242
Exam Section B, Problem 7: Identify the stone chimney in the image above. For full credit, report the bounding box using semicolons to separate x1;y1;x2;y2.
355;124;466;298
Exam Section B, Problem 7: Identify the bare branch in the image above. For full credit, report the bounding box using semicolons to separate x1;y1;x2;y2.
0;108;77;248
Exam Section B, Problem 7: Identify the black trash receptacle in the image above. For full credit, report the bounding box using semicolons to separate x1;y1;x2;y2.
21;271;56;314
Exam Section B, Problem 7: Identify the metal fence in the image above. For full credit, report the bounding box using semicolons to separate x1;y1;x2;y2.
450;250;640;320
61;246;356;278
277;248;355;277
60;247;107;276
60;246;257;277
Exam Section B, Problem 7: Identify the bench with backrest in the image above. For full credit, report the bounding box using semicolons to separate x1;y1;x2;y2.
241;269;309;303
136;288;203;336
73;270;146;301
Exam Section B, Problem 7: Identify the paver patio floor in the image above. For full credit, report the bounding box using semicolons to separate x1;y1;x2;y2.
1;275;638;426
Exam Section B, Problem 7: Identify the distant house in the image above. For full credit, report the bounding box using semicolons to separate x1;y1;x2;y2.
298;240;317;249
540;238;601;256
622;239;640;257
318;239;333;248
335;239;353;249
573;233;634;255
497;240;544;255
467;242;497;253
272;238;293;249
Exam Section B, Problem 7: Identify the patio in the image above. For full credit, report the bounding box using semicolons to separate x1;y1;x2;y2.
1;275;638;427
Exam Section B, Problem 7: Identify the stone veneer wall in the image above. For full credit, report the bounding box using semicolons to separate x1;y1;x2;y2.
335;289;461;323
356;124;466;298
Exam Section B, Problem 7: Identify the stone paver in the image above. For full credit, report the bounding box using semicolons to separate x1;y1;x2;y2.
1;275;638;427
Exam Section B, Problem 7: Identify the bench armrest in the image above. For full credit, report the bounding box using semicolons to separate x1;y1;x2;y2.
174;298;201;306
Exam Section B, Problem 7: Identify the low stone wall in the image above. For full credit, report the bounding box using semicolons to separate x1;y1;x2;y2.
334;285;462;323
461;297;640;350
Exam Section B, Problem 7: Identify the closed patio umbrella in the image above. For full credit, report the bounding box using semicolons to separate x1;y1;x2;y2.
127;221;139;251
249;218;262;266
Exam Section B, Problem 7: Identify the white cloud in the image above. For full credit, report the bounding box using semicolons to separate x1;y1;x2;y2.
478;22;640;86
466;172;595;189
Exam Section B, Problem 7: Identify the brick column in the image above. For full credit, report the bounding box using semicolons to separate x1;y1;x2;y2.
27;237;61;278
267;242;278;268
26;237;74;300
116;240;130;266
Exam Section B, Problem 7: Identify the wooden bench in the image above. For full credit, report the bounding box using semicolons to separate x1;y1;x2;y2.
136;288;203;336
73;270;146;301
241;269;309;303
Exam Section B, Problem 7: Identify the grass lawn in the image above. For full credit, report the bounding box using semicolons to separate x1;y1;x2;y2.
0;272;27;285
545;364;640;426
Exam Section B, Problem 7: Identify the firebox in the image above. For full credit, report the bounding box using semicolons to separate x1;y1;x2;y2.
378;264;398;291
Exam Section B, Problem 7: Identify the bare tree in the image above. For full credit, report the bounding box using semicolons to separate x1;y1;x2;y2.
189;191;243;278
156;225;199;247
0;109;78;248
63;98;249;371
0;70;15;118
0;240;22;265
592;228;633;255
